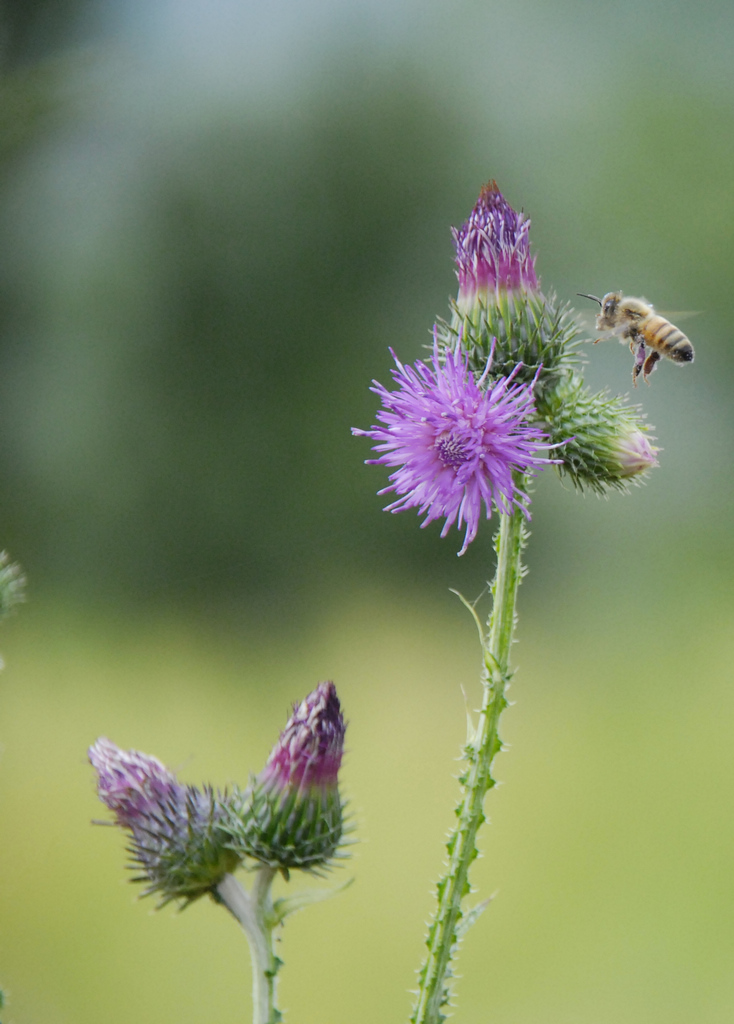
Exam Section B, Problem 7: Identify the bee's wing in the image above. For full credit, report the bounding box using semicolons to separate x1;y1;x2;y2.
657;310;701;322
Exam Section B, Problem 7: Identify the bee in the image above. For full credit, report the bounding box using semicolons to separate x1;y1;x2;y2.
577;291;695;386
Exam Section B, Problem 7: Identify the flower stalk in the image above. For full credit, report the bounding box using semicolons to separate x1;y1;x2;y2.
412;488;527;1024
355;179;661;1024
216;868;282;1024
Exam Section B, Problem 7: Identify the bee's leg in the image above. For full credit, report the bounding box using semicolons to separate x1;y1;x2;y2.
642;349;661;385
632;340;646;387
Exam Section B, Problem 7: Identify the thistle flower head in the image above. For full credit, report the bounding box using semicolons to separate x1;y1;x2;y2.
89;738;239;906
223;682;348;873
353;341;556;554
452;180;538;312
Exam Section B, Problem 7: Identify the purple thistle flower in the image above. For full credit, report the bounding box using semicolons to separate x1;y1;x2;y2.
452;180;538;312
353;341;555;555
260;681;345;797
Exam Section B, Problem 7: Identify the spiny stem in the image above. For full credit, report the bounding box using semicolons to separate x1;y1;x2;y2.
216;868;282;1024
411;495;527;1024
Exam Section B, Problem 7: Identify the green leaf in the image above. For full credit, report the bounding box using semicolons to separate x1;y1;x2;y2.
455;896;493;939
268;876;354;926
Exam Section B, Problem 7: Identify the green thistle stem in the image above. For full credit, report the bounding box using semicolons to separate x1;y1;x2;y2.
216;868;282;1024
411;490;527;1024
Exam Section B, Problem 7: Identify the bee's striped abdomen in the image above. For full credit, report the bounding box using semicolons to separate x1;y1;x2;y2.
643;315;695;364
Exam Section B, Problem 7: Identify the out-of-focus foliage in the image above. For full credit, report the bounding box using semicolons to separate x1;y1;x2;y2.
0;0;91;66
0;0;729;608
0;65;473;603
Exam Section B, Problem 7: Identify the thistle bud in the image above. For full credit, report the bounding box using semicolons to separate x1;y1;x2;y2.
535;372;658;493
89;738;239;906
225;682;347;873
614;427;659;478
440;182;579;387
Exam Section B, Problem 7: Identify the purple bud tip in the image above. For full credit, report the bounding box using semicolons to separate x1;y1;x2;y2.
452;180;538;305
261;681;345;793
88;737;181;828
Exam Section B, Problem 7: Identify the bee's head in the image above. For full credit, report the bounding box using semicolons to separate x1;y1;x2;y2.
578;290;622;330
596;291;622;329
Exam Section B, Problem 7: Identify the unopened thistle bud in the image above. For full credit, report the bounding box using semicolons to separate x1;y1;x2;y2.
536;372;658;493
614;426;659;478
438;182;579;389
89;738;239;906
225;682;347;873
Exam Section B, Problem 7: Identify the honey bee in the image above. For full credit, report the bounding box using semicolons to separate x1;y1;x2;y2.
578;292;695;386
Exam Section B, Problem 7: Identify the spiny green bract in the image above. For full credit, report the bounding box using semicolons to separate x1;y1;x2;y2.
436;290;581;392
222;783;348;875
130;786;241;908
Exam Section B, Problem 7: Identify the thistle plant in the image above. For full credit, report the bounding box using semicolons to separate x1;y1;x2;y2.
88;182;659;1024
89;681;348;1024
354;181;656;1024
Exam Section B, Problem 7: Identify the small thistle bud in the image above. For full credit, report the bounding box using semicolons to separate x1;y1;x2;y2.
89;738;239;906
535;372;657;493
614;427;659;478
439;182;579;387
225;682;347;873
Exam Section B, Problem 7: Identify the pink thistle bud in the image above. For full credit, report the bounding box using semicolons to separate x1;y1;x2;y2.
225;682;348;873
260;681;344;795
452;180;539;314
89;737;181;828
614;427;659;478
89;738;239;906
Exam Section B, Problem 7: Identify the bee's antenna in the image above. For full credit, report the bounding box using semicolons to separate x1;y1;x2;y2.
577;293;602;305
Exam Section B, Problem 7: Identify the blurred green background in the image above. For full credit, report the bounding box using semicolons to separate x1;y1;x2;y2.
0;0;733;1021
